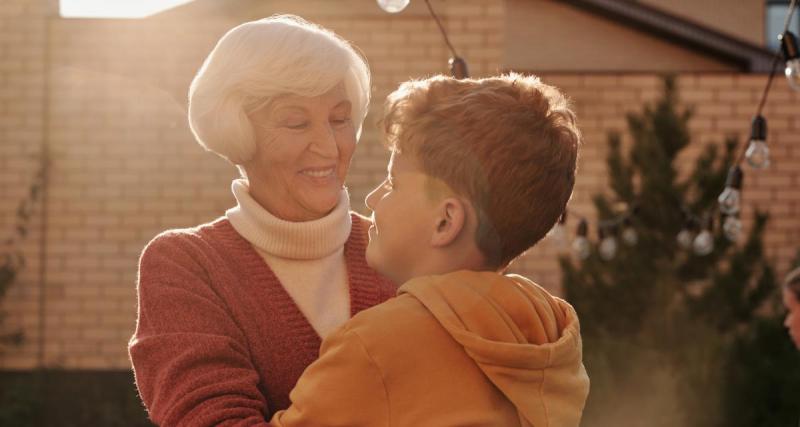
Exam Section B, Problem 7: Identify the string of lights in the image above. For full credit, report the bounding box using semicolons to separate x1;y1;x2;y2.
376;0;469;78
555;1;799;261
376;0;797;261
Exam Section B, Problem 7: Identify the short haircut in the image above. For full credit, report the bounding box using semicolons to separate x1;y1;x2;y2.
381;73;580;269
786;267;800;300
188;14;371;165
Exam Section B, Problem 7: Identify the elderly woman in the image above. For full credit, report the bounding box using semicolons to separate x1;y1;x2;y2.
784;267;800;350
128;15;395;426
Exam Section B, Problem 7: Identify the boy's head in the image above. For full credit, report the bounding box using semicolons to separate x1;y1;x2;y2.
365;74;580;284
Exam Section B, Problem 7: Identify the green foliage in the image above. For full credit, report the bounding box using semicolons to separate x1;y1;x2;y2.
561;76;799;426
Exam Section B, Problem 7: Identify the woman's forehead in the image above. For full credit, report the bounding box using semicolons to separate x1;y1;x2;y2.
276;85;348;108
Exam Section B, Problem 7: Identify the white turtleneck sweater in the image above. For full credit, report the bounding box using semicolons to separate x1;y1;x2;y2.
225;179;352;339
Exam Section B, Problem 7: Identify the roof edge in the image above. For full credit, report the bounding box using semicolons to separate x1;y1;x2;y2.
561;0;776;72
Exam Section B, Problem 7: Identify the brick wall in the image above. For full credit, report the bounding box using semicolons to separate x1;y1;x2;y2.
1;0;798;370
0;0;53;369
511;73;800;294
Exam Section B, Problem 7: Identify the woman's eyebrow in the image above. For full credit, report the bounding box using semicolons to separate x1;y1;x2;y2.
332;100;352;111
272;105;308;115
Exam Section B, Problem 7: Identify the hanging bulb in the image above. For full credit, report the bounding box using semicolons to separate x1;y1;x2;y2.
677;228;694;250
693;230;714;256
717;166;743;215
621;217;638;246
677;209;695;250
598;227;618;261
722;214;742;243
376;0;410;13
449;56;469;79
745;115;769;169
780;31;800;91
693;216;714;256
572;218;591;260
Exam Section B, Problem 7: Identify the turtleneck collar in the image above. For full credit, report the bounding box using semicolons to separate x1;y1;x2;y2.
225;179;352;260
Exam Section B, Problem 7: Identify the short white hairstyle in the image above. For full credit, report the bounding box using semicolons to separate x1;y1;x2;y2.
188;14;371;165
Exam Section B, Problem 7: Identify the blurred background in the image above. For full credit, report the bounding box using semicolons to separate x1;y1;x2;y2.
1;0;798;425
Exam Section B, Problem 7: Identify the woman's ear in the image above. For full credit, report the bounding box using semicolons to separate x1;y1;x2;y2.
430;197;468;247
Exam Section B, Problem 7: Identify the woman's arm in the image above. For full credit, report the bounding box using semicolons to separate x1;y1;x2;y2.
129;232;270;427
269;325;389;427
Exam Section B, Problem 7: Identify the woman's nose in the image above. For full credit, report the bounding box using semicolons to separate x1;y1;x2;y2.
309;123;339;157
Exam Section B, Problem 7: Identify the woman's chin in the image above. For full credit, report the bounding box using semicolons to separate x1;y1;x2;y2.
300;191;342;219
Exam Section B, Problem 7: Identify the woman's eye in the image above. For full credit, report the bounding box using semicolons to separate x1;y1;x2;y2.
285;122;309;130
331;117;351;127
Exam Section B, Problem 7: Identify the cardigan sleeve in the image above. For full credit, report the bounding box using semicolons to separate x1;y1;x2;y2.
129;232;270;427
269;326;389;427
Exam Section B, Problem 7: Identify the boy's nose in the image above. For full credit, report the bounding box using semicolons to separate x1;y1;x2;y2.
365;185;384;211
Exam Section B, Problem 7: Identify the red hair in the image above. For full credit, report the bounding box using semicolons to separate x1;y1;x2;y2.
381;73;581;268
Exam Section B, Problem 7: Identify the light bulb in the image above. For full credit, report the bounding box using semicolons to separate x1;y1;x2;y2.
677;229;694;250
376;0;410;13
621;217;637;246
780;31;800;91
718;166;743;215
599;236;618;261
449;56;469;79
786;59;800;90
723;215;742;242
572;237;591;260
572;218;590;260
692;230;714;256
622;227;638;246
745;115;769;169
745;140;770;169
717;188;740;215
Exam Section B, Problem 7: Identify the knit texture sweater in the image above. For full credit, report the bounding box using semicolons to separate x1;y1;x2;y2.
226;179;352;338
129;214;396;426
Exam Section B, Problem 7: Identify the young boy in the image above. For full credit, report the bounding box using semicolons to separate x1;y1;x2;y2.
271;73;589;426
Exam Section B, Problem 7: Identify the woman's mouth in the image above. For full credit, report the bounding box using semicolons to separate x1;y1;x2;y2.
301;167;335;178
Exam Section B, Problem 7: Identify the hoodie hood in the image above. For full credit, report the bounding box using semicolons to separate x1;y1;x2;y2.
398;270;589;427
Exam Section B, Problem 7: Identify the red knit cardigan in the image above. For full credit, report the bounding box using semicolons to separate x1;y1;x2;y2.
129;213;396;426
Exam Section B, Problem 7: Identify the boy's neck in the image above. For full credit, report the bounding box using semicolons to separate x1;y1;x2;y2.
412;243;494;280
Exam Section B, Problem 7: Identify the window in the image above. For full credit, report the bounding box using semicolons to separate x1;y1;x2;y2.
766;1;800;51
59;0;194;19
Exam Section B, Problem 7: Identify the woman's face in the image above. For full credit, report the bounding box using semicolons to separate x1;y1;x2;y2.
783;287;800;350
243;86;357;222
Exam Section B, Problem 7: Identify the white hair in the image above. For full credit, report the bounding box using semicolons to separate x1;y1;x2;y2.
188;14;371;165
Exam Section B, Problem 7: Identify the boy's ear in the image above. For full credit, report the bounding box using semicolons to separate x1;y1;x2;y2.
430;197;468;247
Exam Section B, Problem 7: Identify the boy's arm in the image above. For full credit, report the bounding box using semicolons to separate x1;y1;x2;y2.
270;325;390;427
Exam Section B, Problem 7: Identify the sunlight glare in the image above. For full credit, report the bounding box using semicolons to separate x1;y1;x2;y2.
60;0;195;18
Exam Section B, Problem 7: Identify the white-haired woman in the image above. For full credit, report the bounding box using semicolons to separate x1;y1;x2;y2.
128;15;395;426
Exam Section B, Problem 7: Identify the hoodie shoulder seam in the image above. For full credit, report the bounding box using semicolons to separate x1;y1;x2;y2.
541;347;553;426
349;328;392;426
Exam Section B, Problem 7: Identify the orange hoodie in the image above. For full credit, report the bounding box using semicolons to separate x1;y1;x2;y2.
271;270;590;426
